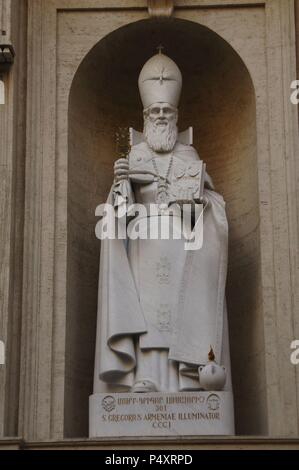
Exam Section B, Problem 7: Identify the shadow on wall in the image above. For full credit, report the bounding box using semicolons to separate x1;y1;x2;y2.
67;17;266;437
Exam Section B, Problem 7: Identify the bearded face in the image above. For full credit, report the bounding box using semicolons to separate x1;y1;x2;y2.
143;102;178;153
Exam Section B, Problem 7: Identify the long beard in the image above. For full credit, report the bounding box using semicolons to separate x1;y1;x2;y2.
143;119;178;153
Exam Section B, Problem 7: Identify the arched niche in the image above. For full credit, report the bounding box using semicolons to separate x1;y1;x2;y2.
67;18;265;437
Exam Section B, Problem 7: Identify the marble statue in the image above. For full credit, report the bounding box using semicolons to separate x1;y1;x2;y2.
93;50;233;395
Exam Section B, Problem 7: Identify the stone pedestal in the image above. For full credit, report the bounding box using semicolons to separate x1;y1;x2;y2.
89;392;235;437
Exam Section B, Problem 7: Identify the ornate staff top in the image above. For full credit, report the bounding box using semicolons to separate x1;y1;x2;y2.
116;127;131;159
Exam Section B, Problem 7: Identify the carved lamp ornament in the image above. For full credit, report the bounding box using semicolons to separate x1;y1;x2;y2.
198;347;227;391
148;0;174;18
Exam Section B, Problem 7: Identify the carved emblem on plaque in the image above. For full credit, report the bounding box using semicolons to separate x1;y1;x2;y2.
207;393;220;411
101;395;116;412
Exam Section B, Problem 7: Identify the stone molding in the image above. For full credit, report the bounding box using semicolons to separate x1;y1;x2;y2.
0;0;27;438
2;437;299;450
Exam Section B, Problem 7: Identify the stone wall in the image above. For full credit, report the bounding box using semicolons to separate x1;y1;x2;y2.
0;0;27;438
0;0;299;443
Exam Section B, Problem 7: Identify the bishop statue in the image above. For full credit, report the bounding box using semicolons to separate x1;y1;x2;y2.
93;50;233;395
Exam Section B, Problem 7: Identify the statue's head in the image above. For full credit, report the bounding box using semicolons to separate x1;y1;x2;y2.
138;50;182;153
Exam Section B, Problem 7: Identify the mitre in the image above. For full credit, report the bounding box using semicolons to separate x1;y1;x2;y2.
138;51;182;109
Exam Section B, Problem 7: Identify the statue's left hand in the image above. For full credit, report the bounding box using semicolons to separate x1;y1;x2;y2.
114;158;129;182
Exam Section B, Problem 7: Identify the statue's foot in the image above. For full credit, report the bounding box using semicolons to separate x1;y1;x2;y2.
131;379;158;393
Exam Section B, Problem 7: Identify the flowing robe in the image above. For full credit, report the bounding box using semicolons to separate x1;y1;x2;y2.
93;142;232;393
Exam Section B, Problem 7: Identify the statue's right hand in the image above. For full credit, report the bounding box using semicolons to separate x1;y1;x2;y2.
114;158;129;182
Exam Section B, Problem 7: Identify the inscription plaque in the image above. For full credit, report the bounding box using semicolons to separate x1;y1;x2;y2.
89;392;235;437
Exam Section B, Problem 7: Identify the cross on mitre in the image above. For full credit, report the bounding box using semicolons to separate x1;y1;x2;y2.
157;45;165;84
157;44;164;54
